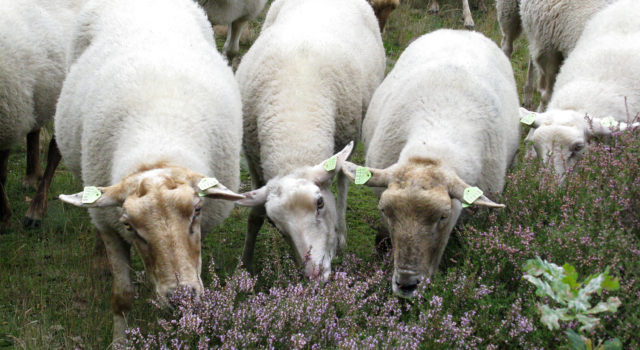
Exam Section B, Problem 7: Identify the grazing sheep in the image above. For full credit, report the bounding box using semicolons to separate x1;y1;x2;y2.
235;0;385;282
520;0;616;110
197;0;269;61
0;0;83;230
367;0;399;32
496;0;535;107
519;0;640;177
427;0;485;30
55;0;243;341
342;29;520;298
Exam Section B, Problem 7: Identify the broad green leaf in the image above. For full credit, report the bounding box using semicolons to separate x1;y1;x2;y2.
562;263;579;290
566;329;587;350
602;338;622;350
601;275;619;291
586;297;621;314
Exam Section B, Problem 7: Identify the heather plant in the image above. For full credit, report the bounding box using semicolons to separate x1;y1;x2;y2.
523;257;622;350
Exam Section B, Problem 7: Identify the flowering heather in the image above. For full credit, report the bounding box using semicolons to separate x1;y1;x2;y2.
123;130;639;348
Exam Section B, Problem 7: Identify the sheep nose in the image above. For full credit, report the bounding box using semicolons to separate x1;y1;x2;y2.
396;280;419;293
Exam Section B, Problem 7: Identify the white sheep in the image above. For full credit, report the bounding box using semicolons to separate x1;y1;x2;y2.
0;0;84;229
55;0;243;341
342;29;520;298
496;0;535;107
235;0;385;282
197;0;268;61
519;0;640;176
520;0;616;110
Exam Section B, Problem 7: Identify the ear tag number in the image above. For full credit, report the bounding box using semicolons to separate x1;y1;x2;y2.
354;166;372;185
198;177;219;191
600;116;617;128
520;113;536;126
324;156;337;171
82;186;102;204
461;186;483;208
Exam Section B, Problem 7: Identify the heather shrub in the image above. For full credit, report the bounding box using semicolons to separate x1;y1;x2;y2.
123;130;639;348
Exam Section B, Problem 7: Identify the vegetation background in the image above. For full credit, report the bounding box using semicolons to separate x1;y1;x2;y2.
1;0;638;348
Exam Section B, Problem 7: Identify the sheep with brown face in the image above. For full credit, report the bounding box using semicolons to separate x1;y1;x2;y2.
367;0;399;32
55;0;243;341
343;29;520;298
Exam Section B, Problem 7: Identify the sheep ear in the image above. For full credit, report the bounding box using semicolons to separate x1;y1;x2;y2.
448;176;505;208
341;161;392;187
200;182;245;201
587;116;640;137
236;186;269;207
59;185;123;208
311;141;355;186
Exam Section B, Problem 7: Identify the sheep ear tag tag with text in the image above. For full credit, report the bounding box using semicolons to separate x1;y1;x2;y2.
461;186;483;208
198;177;219;197
82;186;102;204
354;166;372;185
324;156;337;171
520;113;536;126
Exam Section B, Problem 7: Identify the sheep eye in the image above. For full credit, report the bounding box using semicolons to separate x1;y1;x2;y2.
123;222;133;231
571;142;585;153
317;197;324;210
194;206;202;215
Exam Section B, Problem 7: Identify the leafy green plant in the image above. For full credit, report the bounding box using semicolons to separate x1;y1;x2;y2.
523;257;622;350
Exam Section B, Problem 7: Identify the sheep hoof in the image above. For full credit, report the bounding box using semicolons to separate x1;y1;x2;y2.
23;217;41;229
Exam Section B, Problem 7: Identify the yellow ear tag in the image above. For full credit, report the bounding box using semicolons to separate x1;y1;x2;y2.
520;113;536;126
82;186;102;204
324;156;337;171
600;116;617;128
198;177;219;191
461;186;483;208
354;166;372;185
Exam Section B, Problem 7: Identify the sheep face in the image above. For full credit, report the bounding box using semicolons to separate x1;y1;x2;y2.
520;108;638;178
342;158;504;298
59;166;243;302
238;142;354;282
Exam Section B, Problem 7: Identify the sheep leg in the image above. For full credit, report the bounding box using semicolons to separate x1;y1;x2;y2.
242;205;265;274
428;0;440;13
0;149;11;227
223;18;248;62
92;231;111;277
23;129;43;190
461;0;474;30
99;228;134;343
523;57;536;108
336;171;349;253
24;137;61;228
535;52;562;111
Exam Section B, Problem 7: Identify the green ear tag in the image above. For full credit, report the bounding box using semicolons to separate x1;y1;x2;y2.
462;186;483;206
82;186;102;204
520;113;536;126
354;166;372;185
324;156;337;171
600;116;617;128
198;177;219;191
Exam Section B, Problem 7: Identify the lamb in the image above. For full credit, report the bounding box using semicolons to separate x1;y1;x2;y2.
235;0;385;282
0;0;84;230
55;0;243;341
342;29;520;298
496;0;535;107
520;0;616;110
197;0;269;61
519;0;640;177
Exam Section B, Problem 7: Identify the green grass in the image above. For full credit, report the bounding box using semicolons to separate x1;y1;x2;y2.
1;1;611;348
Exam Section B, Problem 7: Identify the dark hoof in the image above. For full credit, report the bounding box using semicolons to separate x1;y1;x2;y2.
23;217;41;229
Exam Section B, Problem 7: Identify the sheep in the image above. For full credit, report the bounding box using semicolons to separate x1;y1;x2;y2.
427;0;485;30
197;0;269;61
520;0;617;111
342;29;520;298
496;0;536;107
55;0;243;341
519;0;640;177
0;0;84;230
367;0;400;32
234;0;386;282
